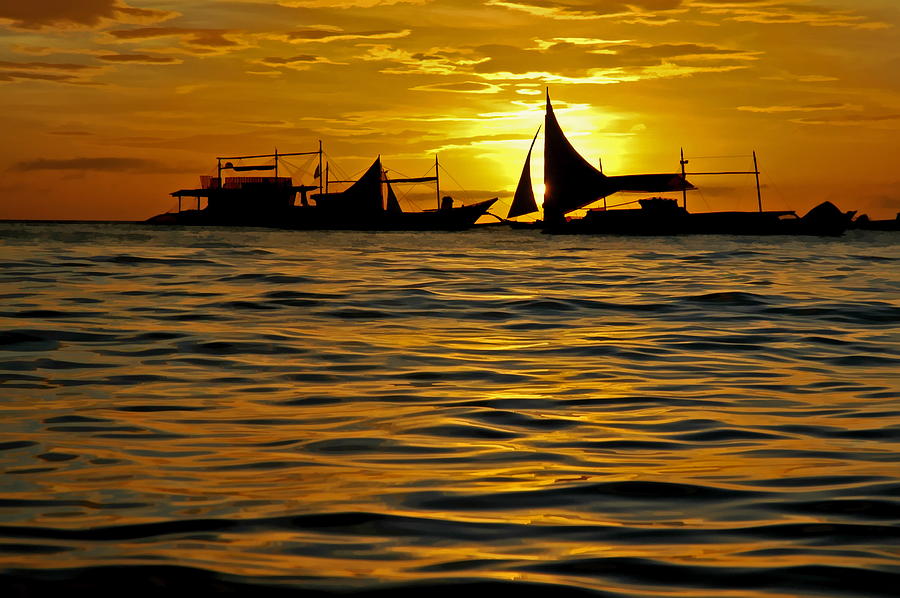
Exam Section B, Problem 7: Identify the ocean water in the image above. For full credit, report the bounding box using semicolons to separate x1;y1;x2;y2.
1;221;899;597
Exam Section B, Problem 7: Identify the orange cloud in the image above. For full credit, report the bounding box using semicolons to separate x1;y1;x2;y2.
0;1;176;30
255;54;339;70
280;27;411;43
737;102;858;113
97;53;182;64
410;81;505;94
0;59;102;84
488;0;684;20
13;157;175;172
692;1;890;30
470;40;757;80
108;26;237;45
791;113;900;126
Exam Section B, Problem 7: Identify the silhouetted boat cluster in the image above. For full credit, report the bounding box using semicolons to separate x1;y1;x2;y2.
147;92;892;236
148;147;497;231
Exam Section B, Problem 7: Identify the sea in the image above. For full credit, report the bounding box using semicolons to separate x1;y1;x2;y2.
1;221;898;597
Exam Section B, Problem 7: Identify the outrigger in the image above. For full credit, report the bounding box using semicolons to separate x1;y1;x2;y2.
507;90;855;236
146;143;497;231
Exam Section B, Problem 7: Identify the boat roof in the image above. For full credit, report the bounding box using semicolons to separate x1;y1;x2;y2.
170;185;319;198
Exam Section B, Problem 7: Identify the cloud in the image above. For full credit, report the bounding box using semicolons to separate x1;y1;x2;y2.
360;45;489;75
0;71;90;84
97;54;182;64
691;0;890;30
254;54;339;70
0;60;102;85
0;60;97;72
278;27;411;44
761;73;839;83
790;113;900;126
489;0;890;29
105;27;245;54
49;131;93;136
468;39;758;83
0;1;176;31
362;38;756;83
13;157;175;172
488;0;684;21
410;81;505;93
277;1;427;7
737;102;857;113
237;120;292;127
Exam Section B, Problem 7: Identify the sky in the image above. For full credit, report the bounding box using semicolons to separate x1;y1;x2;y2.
1;0;898;221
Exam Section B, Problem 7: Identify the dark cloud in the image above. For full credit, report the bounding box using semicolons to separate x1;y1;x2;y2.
0;1;175;30
0;71;83;84
0;60;97;71
260;55;319;65
14;157;172;172
107;27;239;48
0;60;100;85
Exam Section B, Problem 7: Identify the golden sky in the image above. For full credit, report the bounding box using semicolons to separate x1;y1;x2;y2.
1;0;898;220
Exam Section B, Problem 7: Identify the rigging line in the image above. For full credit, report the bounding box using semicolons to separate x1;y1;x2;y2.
594;198;640;209
761;170;792;213
279;155;316;178
320;151;354;181
687;154;753;159
696;187;713;212
436;162;472;202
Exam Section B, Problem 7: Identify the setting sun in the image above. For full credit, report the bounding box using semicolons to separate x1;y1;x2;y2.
1;1;898;221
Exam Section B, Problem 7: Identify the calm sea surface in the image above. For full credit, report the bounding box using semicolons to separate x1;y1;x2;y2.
1;222;899;597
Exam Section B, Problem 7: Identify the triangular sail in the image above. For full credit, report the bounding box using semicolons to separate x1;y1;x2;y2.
507;126;541;219
338;157;384;214
385;177;402;213
542;91;694;222
543;91;614;223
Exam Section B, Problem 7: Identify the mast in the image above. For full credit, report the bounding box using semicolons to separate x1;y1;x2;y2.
435;154;441;210
753;150;762;212
217;157;222;189
274;147;278;178
680;148;688;210
600;158;606;210
318;140;323;196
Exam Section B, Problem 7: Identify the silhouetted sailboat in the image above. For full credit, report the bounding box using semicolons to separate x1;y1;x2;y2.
303;155;498;230
510;91;853;235
148;147;497;231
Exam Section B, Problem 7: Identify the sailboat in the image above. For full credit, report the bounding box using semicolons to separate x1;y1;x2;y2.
148;145;497;231
298;155;498;231
509;91;853;236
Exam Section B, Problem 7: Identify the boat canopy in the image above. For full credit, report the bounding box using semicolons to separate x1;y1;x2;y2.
229;164;276;172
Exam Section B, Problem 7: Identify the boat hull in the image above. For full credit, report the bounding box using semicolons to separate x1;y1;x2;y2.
543;200;853;236
146;198;498;231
